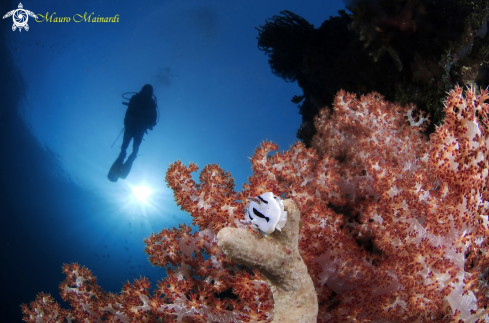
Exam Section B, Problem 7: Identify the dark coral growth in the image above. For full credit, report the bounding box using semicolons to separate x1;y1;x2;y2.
257;1;489;146
257;11;315;82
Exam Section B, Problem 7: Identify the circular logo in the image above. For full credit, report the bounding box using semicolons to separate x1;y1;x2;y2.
13;9;28;29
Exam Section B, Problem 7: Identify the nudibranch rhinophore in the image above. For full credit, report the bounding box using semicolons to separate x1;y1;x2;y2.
246;192;288;236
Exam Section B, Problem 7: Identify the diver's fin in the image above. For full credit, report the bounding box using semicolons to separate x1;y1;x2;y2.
119;153;137;180
107;156;124;182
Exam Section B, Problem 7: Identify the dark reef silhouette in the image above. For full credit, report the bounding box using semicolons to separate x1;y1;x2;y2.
257;0;489;146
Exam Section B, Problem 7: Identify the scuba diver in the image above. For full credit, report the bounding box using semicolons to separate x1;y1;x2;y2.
107;84;157;182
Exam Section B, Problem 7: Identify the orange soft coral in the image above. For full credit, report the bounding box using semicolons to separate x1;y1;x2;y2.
22;87;489;322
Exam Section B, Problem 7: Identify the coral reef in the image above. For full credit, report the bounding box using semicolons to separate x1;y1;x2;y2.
257;1;489;146
22;86;489;322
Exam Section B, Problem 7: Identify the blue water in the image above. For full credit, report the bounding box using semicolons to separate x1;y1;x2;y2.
0;0;344;321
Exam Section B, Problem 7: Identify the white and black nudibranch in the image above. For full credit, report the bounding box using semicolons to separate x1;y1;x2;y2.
246;192;287;236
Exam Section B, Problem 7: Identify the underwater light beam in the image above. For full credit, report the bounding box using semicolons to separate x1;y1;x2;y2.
132;186;152;203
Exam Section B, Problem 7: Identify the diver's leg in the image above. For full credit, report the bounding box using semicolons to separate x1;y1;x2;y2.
131;129;145;156
109;129;130;182
119;130;144;180
119;128;133;159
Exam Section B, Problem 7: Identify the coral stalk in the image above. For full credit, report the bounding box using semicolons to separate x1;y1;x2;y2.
218;199;317;323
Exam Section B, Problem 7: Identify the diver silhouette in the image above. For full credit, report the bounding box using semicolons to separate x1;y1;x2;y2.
107;84;157;182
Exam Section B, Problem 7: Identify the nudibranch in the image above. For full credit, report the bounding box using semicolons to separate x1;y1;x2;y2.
246;192;288;236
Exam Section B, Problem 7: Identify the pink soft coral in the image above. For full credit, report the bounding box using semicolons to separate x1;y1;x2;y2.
22;87;489;322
